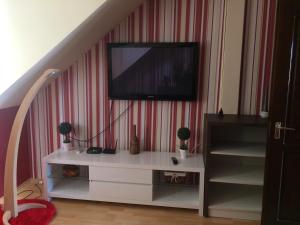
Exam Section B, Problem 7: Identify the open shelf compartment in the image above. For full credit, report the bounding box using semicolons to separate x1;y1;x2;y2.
153;184;199;209
48;178;90;199
210;142;266;158
210;165;264;186
46;163;90;199
152;170;200;209
208;183;263;220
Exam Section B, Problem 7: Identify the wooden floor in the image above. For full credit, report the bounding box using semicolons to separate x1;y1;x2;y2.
51;199;260;225
1;180;260;225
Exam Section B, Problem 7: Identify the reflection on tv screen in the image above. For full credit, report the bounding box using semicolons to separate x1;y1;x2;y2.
108;43;198;100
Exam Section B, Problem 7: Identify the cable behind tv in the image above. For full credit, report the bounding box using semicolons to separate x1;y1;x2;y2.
70;101;134;143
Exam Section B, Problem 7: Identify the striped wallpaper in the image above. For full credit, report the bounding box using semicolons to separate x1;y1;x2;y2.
239;0;276;115
28;0;276;178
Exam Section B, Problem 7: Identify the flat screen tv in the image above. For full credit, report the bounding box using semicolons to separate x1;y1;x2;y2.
107;42;199;100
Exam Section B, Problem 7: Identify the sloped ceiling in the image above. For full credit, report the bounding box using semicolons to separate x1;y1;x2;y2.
0;0;144;109
0;0;106;96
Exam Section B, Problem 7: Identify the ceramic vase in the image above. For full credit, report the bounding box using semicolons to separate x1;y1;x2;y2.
179;149;187;159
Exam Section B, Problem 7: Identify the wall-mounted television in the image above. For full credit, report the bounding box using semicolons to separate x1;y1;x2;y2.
107;42;199;101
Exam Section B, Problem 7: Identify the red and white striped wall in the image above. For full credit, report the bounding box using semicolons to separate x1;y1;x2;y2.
239;0;276;115
28;0;276;178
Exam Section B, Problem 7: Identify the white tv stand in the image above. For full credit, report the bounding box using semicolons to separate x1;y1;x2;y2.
43;150;205;215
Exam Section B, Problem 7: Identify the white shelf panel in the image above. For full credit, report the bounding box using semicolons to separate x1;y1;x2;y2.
210;142;266;158
153;185;199;209
49;179;90;200
208;208;261;220
210;165;264;186
47;176;88;180
45;150;204;173
209;185;262;212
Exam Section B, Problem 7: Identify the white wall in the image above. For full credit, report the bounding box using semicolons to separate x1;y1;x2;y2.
219;0;246;114
0;0;106;95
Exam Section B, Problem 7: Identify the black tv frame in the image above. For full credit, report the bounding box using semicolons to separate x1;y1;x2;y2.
107;42;199;101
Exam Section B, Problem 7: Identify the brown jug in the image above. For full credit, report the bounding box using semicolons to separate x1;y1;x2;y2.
129;125;140;154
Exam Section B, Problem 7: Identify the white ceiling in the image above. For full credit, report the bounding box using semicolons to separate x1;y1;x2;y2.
0;0;144;109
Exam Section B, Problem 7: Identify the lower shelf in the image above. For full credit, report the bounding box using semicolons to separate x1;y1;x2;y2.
153;185;199;209
48;178;89;200
208;184;262;220
209;165;264;186
48;179;200;210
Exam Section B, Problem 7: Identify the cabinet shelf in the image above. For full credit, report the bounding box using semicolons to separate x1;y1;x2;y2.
48;178;89;200
209;185;262;212
210;165;264;186
153;185;199;209
210;142;266;158
204;114;267;220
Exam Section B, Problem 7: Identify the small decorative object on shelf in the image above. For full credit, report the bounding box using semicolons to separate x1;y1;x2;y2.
177;127;191;159
218;108;224;118
62;165;79;177
130;125;140;154
58;122;73;151
260;111;268;118
164;171;187;184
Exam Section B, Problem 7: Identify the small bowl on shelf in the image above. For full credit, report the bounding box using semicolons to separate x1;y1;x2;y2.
62;165;79;177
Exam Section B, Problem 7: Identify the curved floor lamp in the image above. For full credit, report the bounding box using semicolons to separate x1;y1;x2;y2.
2;69;61;225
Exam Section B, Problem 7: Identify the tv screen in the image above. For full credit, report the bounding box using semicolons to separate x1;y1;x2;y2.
107;42;199;100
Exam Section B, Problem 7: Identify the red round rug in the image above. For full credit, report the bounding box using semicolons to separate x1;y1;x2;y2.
0;199;56;225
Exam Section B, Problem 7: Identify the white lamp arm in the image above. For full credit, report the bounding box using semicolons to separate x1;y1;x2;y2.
3;69;60;220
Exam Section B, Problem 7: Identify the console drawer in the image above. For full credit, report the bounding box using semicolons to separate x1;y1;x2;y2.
89;166;152;184
90;181;152;202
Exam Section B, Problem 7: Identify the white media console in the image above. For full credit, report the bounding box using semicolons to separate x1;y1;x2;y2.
43;150;205;215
